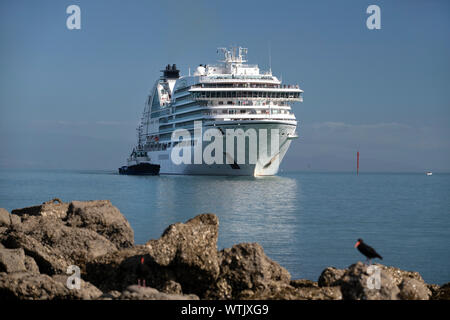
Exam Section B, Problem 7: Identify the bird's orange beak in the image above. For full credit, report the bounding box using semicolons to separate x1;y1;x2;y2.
354;241;360;248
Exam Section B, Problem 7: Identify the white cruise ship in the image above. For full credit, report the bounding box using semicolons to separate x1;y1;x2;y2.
128;47;303;176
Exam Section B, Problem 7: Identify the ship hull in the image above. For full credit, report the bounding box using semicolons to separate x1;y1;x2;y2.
147;122;296;176
118;163;160;175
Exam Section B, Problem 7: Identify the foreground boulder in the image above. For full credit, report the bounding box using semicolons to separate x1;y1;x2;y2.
431;282;450;300
398;278;431;300
0;272;102;300
9;199;134;249
66;200;134;248
1;199;136;275
86;214;220;297
0;208;11;226
11;199;68;219
339;262;400;300
113;285;199;300
0;248;27;273
327;262;433;300
3;216;118;275
206;243;291;299
318;267;346;287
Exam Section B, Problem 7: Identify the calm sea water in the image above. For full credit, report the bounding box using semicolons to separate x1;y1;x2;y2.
0;169;449;285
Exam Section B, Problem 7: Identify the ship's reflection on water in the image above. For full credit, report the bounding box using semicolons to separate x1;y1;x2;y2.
149;174;301;271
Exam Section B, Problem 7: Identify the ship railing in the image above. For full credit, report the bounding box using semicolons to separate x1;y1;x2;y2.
191;83;300;89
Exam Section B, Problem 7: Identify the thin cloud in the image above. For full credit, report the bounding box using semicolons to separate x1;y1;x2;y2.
309;122;411;130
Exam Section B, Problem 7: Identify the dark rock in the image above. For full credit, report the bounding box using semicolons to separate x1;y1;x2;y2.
0;272;69;300
3;216;117;275
66;200;134;248
118;285;199;300
206;243;291;299
24;256;40;274
318;267;346;287
87;214;220;297
145;213;220;294
398;278;431;300
51;275;103;300
10;214;21;226
0;208;11;226
11;199;69;219
161;280;183;295
99;290;121;300
290;279;319;288
238;281;342;300
377;264;426;287
339;262;400;300
84;246;150;292
431;282;450;300
0;248;27;273
0;272;102;300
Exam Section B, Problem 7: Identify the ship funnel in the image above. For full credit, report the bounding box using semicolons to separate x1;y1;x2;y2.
161;64;180;79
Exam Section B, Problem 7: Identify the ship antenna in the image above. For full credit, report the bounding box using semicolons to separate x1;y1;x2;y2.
268;41;272;75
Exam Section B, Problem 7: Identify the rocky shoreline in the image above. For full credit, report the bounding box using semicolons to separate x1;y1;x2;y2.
0;199;448;300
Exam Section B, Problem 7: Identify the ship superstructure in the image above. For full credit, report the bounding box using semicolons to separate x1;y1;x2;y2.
131;47;303;175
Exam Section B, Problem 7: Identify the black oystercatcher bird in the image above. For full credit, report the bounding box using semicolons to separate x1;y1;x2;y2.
354;238;383;265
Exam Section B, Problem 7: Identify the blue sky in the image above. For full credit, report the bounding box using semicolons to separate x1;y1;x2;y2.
0;0;449;171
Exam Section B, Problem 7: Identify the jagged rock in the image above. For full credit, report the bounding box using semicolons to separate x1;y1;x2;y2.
0;208;11;226
161;280;183;295
290;279;319;288
87;214;220;297
66;200;134;248
0;248;27;273
3;216;117;275
0;272;102;300
99;290;122;300
84;245;151;292
376;264;426;287
318;267;346;287
432;282;450;300
11;199;69;219
145;213;220;293
118;285;199;300
427;284;440;298
0;272;68;300
339;262;400;300
399;278;431;300
239;281;342;300
206;243;291;299
24;256;40;274
51;275;103;300
10;214;21;226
